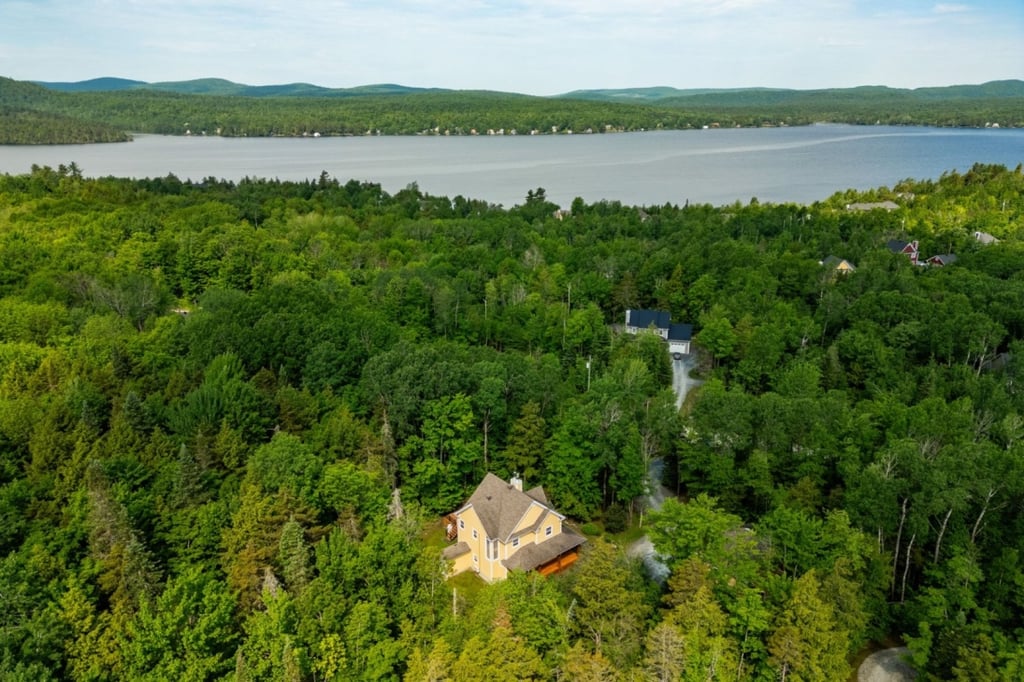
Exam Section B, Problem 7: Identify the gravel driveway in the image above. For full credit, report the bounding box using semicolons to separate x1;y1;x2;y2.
858;647;916;682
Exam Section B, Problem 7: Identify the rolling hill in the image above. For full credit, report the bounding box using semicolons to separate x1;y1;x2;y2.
4;76;1022;143
34;77;444;98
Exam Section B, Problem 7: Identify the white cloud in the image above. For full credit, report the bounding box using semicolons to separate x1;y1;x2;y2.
933;3;971;13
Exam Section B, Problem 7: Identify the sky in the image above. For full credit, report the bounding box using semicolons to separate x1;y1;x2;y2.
2;0;1022;95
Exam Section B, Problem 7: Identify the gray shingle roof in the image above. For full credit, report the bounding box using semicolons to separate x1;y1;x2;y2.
457;473;556;541
525;486;548;505
442;541;470;560
502;528;586;572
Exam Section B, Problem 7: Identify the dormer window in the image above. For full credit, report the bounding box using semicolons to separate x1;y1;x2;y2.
512;537;520;548
545;525;553;537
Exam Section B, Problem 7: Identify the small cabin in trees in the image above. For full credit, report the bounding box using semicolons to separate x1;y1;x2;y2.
847;200;899;211
442;473;585;583
926;253;958;267
820;255;857;274
887;239;919;265
625;309;693;358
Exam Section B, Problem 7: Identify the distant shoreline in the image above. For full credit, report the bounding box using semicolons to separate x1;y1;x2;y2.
4;120;1018;148
4;75;1021;145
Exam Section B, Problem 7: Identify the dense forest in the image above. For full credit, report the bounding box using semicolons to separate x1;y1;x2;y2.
1;162;1023;680
2;75;1022;143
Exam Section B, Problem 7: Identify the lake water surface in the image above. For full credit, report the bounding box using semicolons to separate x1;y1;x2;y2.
2;125;1021;207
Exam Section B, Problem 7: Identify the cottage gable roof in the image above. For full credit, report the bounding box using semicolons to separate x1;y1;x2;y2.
928;253;957;265
667;323;693;342
626;309;671;330
457;473;556;541
886;239;919;255
821;255;856;271
525;486;548;505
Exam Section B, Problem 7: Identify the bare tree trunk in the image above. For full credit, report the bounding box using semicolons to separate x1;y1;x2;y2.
934;508;953;564
900;533;916;603
707;649;719;682
971;487;998;544
482;416;490;470
892;498;908;598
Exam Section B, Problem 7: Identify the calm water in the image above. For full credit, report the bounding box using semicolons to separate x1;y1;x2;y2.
1;125;1022;207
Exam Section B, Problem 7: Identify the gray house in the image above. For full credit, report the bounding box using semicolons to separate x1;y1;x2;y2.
625;309;693;358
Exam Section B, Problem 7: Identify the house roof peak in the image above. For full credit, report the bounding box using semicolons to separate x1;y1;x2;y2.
457;472;554;541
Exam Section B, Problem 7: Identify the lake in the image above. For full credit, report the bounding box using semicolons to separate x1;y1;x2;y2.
1;125;1022;207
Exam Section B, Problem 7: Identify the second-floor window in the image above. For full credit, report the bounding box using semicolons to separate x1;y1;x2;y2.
545;525;553;537
486;538;498;560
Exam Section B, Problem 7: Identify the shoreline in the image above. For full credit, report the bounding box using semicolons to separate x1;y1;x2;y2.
3;119;1019;148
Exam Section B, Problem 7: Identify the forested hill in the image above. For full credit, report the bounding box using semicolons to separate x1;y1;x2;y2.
35;77;441;98
0;78;130;144
2;75;1022;143
564;81;1024;127
1;163;1023;679
37;76;1024;102
561;79;1024;104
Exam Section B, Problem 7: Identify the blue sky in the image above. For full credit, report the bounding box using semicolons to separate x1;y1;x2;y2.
2;0;1021;94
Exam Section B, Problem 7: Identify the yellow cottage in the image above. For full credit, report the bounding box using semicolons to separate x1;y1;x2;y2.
443;473;586;583
820;255;857;274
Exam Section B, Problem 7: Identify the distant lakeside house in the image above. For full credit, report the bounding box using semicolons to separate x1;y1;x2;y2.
886;239;961;267
820;255;856;274
442;473;585;583
926;253;958;267
624;309;693;358
887;239;920;265
847;200;900;211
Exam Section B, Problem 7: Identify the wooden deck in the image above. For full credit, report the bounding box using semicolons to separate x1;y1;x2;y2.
536;548;580;576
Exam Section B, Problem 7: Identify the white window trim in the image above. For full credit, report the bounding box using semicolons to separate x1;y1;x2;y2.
545;525;553;537
472;528;478;539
